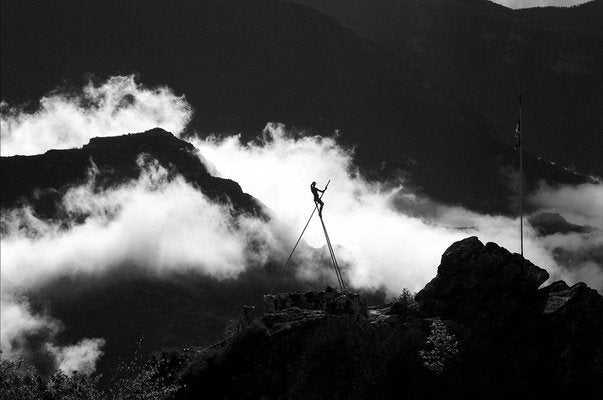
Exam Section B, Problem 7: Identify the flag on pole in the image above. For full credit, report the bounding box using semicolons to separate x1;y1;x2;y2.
514;118;521;151
516;95;523;259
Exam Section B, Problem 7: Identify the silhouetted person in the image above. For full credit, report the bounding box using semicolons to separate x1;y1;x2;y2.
311;181;325;216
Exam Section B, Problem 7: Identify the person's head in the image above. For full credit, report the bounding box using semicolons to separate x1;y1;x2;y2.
311;181;316;187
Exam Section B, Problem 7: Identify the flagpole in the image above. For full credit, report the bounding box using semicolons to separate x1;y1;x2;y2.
519;94;523;259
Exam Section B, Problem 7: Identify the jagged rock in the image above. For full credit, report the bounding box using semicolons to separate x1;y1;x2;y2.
416;236;549;327
542;281;603;317
260;307;328;332
263;286;367;318
159;237;603;399
538;280;603;390
541;280;603;346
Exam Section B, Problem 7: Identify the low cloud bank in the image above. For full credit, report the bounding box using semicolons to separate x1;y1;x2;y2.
1;157;274;292
529;182;603;288
0;296;105;375
0;157;276;373
49;338;107;375
1;77;601;375
530;182;603;229
194;123;603;294
0;75;192;156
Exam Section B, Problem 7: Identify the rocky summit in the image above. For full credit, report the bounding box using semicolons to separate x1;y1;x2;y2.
149;237;603;399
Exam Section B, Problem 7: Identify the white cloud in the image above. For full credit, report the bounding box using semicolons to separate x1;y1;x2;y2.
2;78;601;375
0;157;276;373
0;75;192;156
0;296;105;375
1;157;276;294
49;338;106;375
530;182;603;229
193;123;597;295
0;296;60;360
528;182;603;286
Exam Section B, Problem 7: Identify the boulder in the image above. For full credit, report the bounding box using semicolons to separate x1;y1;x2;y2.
263;287;367;318
416;236;549;328
538;280;603;393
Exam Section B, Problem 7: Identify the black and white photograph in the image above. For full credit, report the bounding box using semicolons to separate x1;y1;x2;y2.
1;0;602;398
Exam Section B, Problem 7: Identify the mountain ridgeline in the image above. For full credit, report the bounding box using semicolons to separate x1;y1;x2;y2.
1;0;597;215
290;0;603;176
0;128;263;219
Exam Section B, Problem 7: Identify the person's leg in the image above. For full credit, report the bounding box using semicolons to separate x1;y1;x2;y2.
318;199;324;215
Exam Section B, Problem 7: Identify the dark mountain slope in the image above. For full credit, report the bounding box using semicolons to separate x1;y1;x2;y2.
289;0;603;176
0;128;262;218
518;0;603;34
1;0;589;214
156;237;603;399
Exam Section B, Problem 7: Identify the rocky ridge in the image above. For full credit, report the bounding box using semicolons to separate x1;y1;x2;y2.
156;236;603;399
0;128;264;219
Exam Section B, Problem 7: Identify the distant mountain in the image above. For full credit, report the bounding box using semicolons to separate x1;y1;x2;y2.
288;0;603;176
1;0;591;215
518;0;603;34
153;237;603;399
0;128;263;219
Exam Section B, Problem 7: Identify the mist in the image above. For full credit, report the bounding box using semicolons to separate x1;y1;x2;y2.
193;124;603;294
0;295;106;376
1;76;601;375
0;75;192;156
1;156;277;373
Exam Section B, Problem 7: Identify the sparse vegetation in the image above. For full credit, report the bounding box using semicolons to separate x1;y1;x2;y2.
397;288;415;306
390;288;417;317
0;359;103;400
419;319;459;375
222;318;245;341
0;339;180;400
108;338;181;400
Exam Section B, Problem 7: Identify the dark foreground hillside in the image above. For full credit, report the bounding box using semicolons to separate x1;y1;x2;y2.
153;237;603;399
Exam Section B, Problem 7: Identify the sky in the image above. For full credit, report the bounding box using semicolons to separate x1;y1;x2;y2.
493;0;590;8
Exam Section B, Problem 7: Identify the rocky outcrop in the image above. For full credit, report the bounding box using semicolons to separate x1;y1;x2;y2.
160;237;603;399
416;236;549;328
263;286;367;318
539;280;603;390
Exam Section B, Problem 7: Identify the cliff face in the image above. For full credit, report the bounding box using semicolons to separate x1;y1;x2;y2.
161;237;603;399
